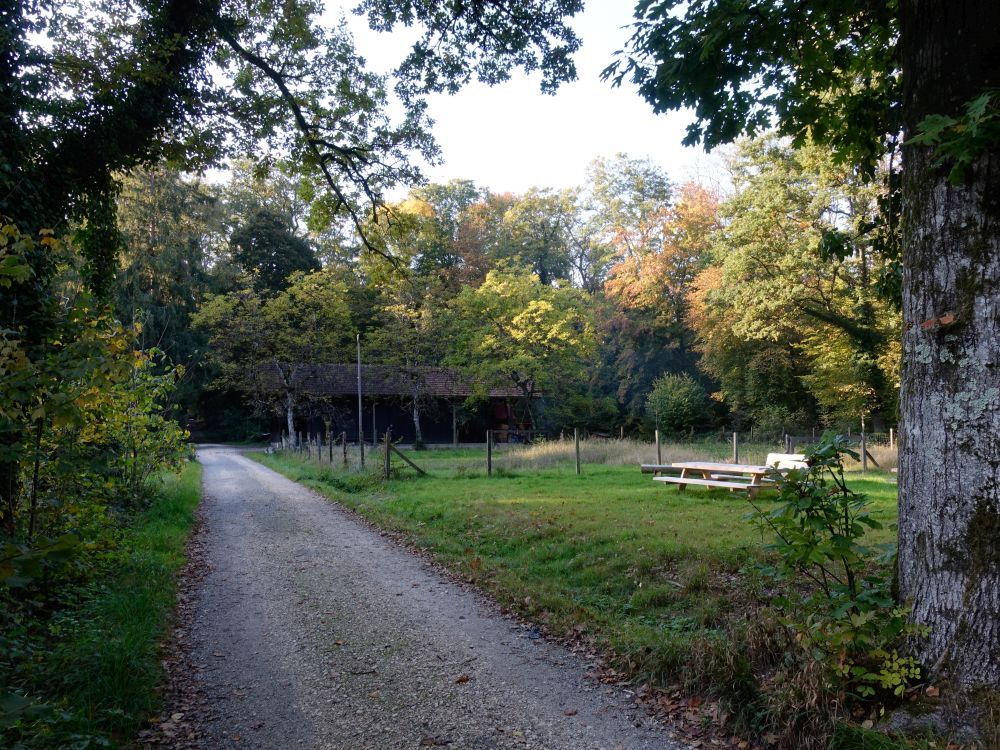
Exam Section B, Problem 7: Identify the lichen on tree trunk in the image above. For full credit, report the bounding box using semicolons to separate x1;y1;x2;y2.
898;0;1000;689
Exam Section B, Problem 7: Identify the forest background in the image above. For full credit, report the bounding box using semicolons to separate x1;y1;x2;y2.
132;138;901;445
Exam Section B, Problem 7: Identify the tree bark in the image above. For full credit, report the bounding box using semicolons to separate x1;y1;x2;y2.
411;399;423;445
286;394;296;446
898;0;1000;688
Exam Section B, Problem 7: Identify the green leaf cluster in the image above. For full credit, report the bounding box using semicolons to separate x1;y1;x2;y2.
445;265;597;431
909;89;1000;184
748;434;923;705
606;0;900;174
689;136;900;428
1;223;190;548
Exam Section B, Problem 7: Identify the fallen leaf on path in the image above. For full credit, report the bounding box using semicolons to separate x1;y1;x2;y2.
563;709;577;716
454;674;471;684
925;685;940;698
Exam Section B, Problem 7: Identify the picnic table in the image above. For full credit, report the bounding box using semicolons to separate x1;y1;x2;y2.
652;461;773;497
642;454;807;498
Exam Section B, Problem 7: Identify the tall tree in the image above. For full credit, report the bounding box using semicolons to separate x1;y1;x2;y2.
705;137;899;428
607;0;1000;698
601;181;717;420
366;291;448;446
500;188;576;285
193;269;354;440
584;154;673;260
687;265;818;430
446;266;596;430
229;209;320;293
116;167;227;363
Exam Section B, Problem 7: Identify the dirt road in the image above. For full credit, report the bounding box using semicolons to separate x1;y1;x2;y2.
183;446;686;750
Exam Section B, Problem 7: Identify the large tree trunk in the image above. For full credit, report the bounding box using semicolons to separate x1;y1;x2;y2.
286;394;296;446
898;0;1000;689
411;400;423;445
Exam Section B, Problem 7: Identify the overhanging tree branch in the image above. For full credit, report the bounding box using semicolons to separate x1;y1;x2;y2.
215;20;403;270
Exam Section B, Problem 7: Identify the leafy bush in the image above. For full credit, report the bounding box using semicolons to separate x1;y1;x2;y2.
1;224;193;743
645;373;708;435
747;434;924;744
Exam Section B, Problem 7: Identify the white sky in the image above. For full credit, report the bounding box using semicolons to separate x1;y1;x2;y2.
334;1;722;195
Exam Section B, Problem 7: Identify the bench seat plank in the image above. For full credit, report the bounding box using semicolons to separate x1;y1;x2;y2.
653;476;752;489
709;473;776;483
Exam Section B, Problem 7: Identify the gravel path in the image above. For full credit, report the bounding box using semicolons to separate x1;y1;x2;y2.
186;446;688;750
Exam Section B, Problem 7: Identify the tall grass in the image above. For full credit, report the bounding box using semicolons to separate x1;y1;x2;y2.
843;443;898;472
494;437;784;470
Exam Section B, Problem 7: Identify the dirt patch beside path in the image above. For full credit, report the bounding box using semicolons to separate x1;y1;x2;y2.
154;446;688;750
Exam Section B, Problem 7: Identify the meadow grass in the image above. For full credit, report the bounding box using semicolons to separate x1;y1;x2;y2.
12;460;203;746
254;447;898;693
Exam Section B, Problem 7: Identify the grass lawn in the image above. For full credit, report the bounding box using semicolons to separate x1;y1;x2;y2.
253;447;899;723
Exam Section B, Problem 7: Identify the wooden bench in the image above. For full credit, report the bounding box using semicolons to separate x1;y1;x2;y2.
765;452;808;470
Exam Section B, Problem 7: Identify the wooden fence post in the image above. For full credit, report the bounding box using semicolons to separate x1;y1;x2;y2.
732;431;739;464
861;432;868;472
487;430;493;477
574;428;581;475
890;427;895;449
655;429;661;465
384;428;392;479
342;431;348;467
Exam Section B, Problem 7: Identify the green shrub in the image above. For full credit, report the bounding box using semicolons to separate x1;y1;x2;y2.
645;373;708;435
747;434;924;745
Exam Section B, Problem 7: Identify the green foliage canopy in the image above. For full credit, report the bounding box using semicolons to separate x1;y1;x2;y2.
606;0;900;172
193;269;355;428
446;266;596;429
230;209;320;293
698;136;900;425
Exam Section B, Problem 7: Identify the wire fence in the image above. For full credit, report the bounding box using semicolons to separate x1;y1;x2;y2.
268;424;899;476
